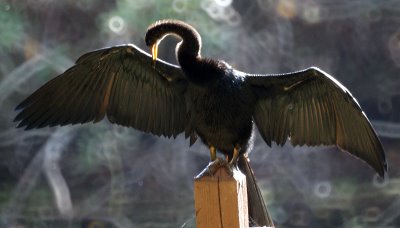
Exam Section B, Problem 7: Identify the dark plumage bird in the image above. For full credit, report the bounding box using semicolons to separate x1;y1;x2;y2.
14;19;387;227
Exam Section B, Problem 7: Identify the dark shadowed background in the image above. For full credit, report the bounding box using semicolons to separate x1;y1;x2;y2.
1;0;400;227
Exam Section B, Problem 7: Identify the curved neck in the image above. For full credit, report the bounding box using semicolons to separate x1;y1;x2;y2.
146;20;225;84
146;20;201;66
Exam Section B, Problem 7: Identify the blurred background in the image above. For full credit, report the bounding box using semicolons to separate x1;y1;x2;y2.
1;0;400;227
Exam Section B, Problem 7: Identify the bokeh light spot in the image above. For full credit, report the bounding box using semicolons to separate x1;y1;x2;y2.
276;0;297;19
172;0;187;13
108;16;126;35
313;181;332;198
301;3;321;24
215;0;232;7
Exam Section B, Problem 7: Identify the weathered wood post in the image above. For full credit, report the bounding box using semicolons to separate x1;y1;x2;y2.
194;162;249;228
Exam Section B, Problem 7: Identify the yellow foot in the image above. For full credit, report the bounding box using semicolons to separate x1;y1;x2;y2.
209;145;217;161
229;144;240;167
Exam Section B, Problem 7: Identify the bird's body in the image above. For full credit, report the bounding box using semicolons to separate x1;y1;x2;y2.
186;67;255;155
151;21;258;156
14;19;387;227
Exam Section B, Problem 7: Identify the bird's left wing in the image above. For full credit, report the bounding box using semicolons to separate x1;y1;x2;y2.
244;67;387;177
15;44;188;138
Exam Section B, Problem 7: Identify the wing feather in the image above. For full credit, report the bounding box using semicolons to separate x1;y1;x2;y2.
246;67;387;177
15;44;188;138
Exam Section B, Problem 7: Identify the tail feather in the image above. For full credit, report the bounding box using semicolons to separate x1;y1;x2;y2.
238;153;274;227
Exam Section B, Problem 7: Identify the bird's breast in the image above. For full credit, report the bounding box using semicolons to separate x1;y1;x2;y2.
186;77;255;151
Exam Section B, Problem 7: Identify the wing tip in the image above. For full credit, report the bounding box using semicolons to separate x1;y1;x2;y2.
15;122;25;129
378;160;388;179
15;122;35;130
14;101;30;111
14;104;23;111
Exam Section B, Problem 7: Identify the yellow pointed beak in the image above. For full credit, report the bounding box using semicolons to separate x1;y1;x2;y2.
151;43;158;62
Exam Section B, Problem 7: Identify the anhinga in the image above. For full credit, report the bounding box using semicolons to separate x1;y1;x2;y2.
14;19;387;227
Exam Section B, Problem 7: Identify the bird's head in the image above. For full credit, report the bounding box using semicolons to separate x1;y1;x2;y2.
145;24;164;62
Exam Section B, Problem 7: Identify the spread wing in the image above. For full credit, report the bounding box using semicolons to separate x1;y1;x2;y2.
15;44;188;138
245;67;387;177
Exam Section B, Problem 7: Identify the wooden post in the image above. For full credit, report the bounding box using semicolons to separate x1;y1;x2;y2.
194;165;249;228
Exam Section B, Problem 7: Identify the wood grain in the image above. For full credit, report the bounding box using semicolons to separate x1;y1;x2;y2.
194;166;248;228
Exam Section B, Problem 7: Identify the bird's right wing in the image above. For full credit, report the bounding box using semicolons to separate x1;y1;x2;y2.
15;44;188;138
245;67;387;177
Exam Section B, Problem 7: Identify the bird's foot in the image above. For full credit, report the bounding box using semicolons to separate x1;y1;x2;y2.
195;157;238;179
